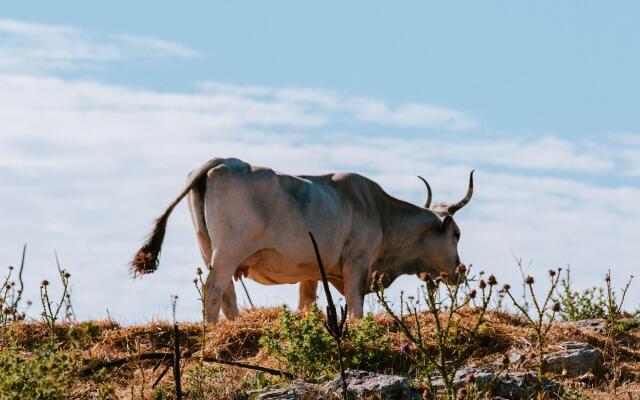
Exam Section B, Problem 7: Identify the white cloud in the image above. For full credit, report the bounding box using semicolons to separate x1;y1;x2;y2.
199;81;478;131
1;73;638;323
112;34;200;58
610;133;640;177
0;18;199;73
0;18;77;36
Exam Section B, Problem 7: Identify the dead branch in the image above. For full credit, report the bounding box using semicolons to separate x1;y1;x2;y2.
81;352;294;379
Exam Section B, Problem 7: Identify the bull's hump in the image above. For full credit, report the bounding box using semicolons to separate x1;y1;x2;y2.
218;157;250;171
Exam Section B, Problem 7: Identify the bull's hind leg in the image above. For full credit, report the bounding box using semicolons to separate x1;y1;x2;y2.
204;252;246;324
188;188;240;321
297;280;318;311
221;282;240;320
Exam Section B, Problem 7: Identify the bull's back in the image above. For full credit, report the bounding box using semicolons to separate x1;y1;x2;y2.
203;162;354;280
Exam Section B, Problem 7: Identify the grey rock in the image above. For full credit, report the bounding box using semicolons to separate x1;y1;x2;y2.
445;367;495;390
559;318;640;334
494;371;563;400
433;368;562;399
508;353;525;364
558;318;607;333
325;370;422;400
544;342;604;377
250;382;325;400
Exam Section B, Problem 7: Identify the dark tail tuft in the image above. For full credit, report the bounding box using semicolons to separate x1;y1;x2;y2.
130;212;171;276
130;158;225;277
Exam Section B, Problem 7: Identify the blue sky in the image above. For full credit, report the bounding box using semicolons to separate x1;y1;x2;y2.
4;1;640;136
0;2;639;322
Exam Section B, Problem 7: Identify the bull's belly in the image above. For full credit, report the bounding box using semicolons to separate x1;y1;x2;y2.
239;248;341;285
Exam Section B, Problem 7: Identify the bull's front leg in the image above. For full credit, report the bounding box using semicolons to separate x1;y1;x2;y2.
342;259;369;319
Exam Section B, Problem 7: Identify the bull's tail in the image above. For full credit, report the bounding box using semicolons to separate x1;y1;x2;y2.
130;158;222;276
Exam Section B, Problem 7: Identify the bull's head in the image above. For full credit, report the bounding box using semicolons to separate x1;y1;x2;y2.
416;171;474;284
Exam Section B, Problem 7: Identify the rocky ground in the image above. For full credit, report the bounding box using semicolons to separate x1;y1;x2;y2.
3;308;640;399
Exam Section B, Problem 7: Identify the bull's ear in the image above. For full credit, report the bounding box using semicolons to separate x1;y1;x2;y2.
441;215;454;233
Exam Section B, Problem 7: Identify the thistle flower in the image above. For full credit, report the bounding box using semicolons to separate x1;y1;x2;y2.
456;264;466;276
197;267;203;275
548;269;556;277
479;279;486;289
502;283;511;291
552;302;561;312
525;276;535;285
63;271;71;279
487;274;497;286
41;279;49;287
468;289;477;299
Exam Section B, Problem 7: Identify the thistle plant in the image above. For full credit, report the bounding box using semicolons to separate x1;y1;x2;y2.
191;267;210;397
193;266;207;362
1;245;28;332
1;267;20;326
502;268;561;399
40;268;72;333
603;270;633;387
372;265;496;399
55;252;76;323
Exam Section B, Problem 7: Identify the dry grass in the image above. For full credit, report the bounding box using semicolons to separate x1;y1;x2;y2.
3;307;640;399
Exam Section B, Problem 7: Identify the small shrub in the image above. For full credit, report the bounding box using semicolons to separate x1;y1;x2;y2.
260;304;337;380
260;304;391;380
557;267;606;321
184;364;221;400
97;383;118;400
153;383;175;400
66;321;103;348
342;313;391;371
0;347;80;400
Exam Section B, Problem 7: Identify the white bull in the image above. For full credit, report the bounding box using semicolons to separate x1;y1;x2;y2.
131;158;474;323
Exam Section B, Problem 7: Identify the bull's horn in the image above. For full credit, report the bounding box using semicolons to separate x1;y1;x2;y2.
447;170;474;215
417;176;432;208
